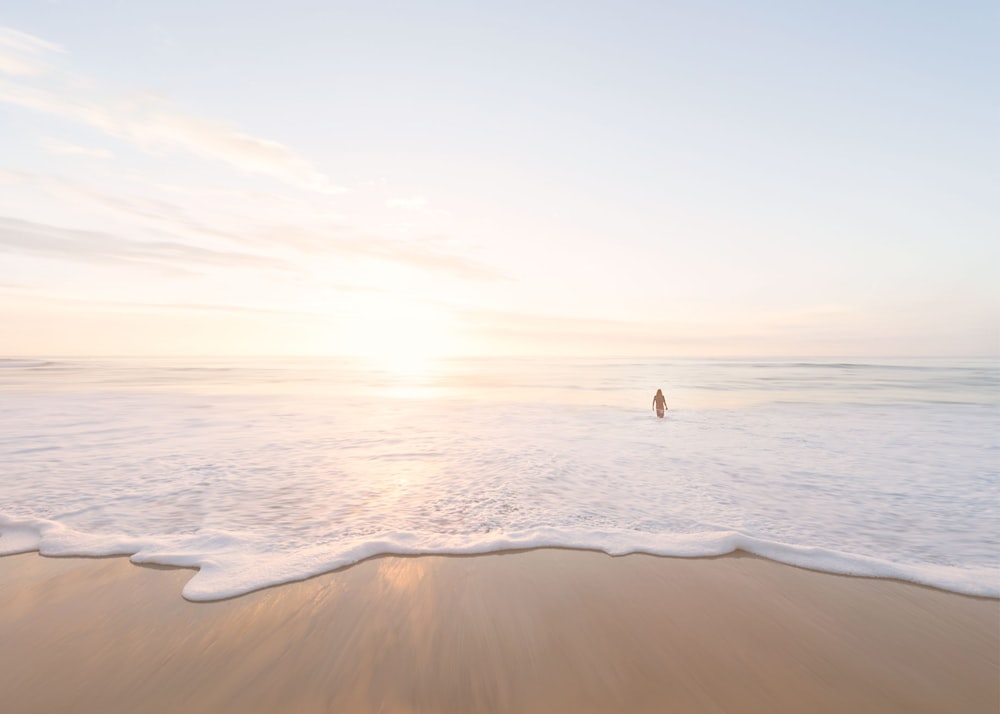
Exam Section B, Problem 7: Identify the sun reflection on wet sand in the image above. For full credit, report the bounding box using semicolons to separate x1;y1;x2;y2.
377;557;426;592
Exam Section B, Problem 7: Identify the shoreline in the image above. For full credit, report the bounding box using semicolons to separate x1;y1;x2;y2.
7;544;999;603
2;549;997;713
5;514;996;600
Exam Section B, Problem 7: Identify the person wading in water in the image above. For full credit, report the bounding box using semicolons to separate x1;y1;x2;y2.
652;388;668;418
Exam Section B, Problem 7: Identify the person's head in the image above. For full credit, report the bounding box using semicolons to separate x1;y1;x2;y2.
656;388;663;396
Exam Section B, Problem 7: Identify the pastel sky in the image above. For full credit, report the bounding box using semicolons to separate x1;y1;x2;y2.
1;1;997;358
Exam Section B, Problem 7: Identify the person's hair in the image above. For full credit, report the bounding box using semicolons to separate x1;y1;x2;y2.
656;388;663;395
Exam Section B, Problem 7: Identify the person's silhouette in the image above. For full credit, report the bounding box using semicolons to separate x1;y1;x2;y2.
652;388;667;418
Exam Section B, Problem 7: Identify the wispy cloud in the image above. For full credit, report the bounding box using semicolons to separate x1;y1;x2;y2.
0;289;310;316
386;196;428;210
450;308;820;355
0;215;291;274
0;25;343;193
386;195;451;218
0;27;62;76
0;170;249;247
0;27;63;55
3;170;498;281
41;138;113;159
257;224;505;281
0;25;489;292
0;285;390;319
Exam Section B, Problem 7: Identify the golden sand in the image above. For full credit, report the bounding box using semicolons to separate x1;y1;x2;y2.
1;550;996;713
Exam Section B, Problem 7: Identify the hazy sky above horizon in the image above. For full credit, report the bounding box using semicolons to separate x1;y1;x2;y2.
1;1;997;359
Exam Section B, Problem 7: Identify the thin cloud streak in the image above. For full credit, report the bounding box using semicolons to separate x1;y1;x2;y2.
386;195;451;218
386;196;427;209
0;170;250;247
451;308;880;356
0;291;318;317
0;80;344;193
258;225;506;281
0;25;343;193
452;307;992;356
0;170;494;281
0;53;43;76
3;170;495;282
0;216;292;274
41;138;113;159
0;27;63;54
0;27;62;76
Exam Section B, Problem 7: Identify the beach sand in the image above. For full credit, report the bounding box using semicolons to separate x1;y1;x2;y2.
0;550;996;714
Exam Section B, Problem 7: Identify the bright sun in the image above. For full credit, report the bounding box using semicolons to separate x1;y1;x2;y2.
339;296;455;374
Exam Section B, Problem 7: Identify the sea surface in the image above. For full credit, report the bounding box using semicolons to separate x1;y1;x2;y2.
1;356;997;600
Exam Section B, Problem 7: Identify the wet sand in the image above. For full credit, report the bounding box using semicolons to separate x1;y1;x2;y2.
0;549;996;714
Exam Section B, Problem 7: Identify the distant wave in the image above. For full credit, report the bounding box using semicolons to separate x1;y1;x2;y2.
0;359;52;369
747;361;936;371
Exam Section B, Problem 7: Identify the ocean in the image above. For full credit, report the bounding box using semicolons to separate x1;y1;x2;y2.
1;356;996;600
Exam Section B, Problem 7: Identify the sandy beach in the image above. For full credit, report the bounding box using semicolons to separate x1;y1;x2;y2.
1;550;996;714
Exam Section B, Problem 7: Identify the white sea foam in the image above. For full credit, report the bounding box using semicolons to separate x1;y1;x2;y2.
1;357;997;600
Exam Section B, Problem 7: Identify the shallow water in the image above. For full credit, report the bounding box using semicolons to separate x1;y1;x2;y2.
1;356;997;599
